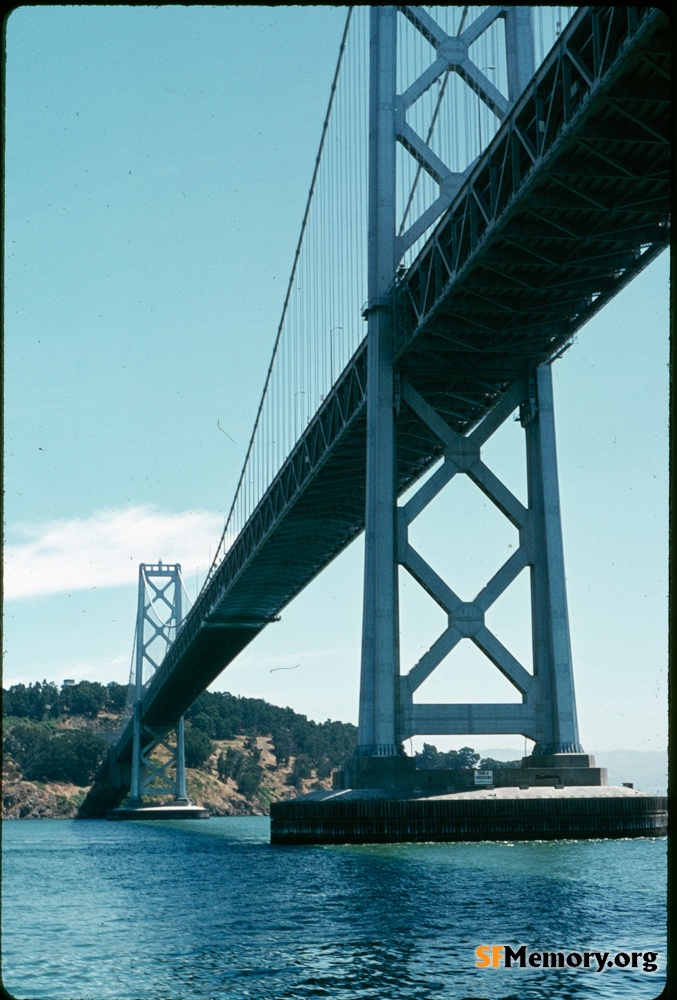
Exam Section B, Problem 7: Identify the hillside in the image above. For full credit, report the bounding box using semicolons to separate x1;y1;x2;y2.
591;749;668;796
4;682;666;818
2;680;358;819
2;731;340;820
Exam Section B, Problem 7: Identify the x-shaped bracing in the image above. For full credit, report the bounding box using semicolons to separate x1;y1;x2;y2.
397;376;538;740
136;723;184;798
128;564;189;804
396;6;515;257
140;572;178;673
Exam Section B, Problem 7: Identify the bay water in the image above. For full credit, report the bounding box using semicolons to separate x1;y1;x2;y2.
1;817;666;1000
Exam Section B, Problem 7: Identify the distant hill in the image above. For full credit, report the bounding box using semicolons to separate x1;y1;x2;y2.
481;747;668;795
591;750;667;795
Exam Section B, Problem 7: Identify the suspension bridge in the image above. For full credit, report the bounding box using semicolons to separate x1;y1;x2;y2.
107;6;670;825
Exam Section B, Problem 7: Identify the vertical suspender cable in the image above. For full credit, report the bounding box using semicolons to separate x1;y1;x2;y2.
203;8;355;588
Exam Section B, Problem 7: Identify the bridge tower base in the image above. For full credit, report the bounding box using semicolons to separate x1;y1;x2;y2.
270;787;668;844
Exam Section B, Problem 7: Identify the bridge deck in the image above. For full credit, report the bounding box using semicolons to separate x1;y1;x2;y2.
114;6;669;761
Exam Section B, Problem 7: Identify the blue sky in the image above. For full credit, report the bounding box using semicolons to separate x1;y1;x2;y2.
4;6;669;754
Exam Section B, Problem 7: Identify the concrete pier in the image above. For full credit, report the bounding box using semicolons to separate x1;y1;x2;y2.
270;786;667;844
271;754;666;843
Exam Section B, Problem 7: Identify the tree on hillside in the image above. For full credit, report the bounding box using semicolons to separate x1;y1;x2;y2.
3;721;53;773
235;762;262;798
183;723;212;769
315;758;333;779
287;754;313;790
4;723;107;786
2;682;61;721
416;743;444;769
271;727;295;767
105;682;129;713
416;744;480;770
60;681;107;718
455;746;481;769
217;747;262;797
39;731;108;785
217;748;245;782
479;757;521;770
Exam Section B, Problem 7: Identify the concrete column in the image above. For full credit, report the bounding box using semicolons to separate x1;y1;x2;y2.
525;365;583;753
357;6;401;756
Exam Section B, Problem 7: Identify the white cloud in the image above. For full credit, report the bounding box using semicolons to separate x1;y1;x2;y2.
4;505;225;600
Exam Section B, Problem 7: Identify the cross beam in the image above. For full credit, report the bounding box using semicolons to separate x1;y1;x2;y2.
357;6;582;757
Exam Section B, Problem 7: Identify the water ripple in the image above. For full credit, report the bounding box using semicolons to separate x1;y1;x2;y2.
1;819;666;1000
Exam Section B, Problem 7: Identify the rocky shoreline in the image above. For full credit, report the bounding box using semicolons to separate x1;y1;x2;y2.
2;735;333;820
3;778;88;820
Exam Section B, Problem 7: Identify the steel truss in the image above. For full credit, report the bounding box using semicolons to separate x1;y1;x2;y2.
111;6;669;764
127;564;190;805
357;5;580;756
395;5;535;258
398;5;669;381
397;371;581;751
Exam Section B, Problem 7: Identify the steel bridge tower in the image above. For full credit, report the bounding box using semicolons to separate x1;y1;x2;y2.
357;6;583;762
124;563;191;807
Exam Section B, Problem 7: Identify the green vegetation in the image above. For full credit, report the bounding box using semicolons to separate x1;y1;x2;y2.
3;680;129;721
217;748;263;798
478;756;521;770
414;745;523;770
415;744;481;770
182;722;212;769
3;681;514;802
4;722;108;786
2;681;359;796
216;735;264;797
183;690;358;774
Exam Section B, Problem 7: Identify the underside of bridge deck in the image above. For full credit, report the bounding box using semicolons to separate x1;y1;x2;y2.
113;6;670;763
